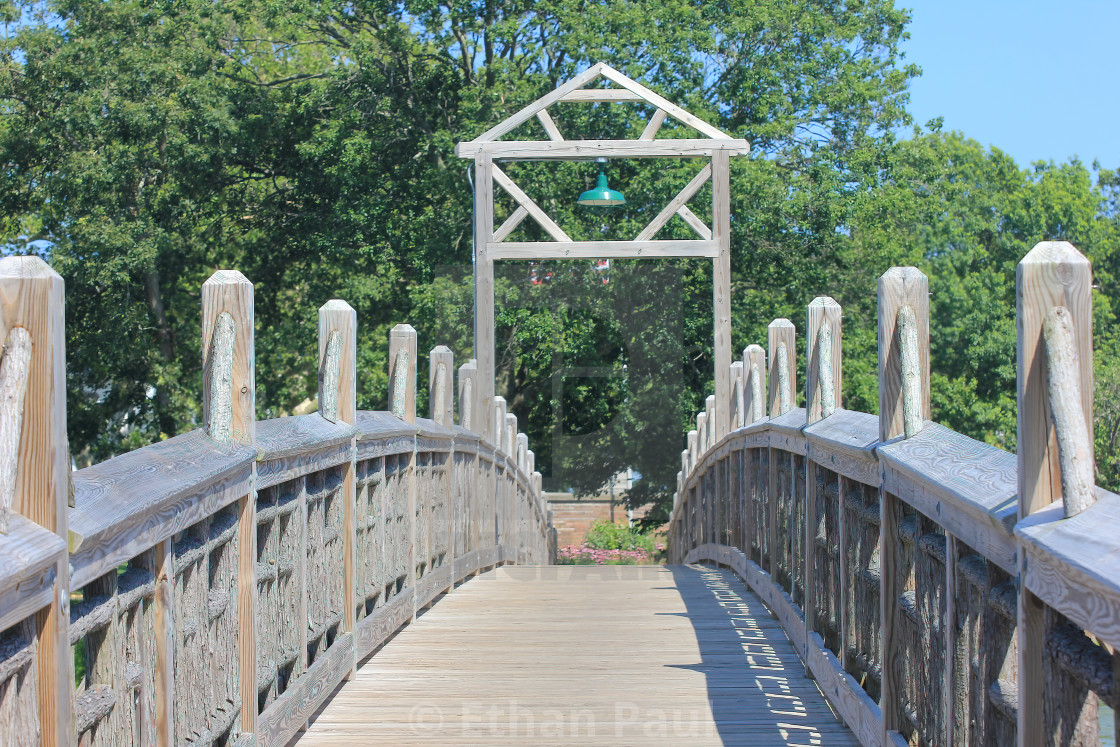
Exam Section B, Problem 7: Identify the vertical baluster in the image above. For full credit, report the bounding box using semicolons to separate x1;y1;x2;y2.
388;325;418;617
805;297;842;665
877;267;930;745
320;300;356;680
201;270;257;736
1016;242;1093;747
767;319;795;580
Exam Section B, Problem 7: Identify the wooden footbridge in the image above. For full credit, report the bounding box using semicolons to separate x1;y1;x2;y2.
2;65;1119;747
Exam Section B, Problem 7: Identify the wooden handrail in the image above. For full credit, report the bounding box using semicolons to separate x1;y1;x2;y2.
670;245;1120;747
0;266;552;747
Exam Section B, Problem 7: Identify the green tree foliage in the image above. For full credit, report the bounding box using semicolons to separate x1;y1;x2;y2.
3;1;1115;515
844;130;1120;489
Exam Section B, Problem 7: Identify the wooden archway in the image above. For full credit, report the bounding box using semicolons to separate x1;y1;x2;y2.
456;62;750;442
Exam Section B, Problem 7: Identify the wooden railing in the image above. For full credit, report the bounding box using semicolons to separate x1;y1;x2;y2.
0;260;553;746
669;241;1119;747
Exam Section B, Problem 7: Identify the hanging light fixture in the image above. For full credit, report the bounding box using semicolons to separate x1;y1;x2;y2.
578;158;625;207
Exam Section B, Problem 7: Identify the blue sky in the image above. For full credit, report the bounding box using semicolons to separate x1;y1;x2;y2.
900;0;1119;169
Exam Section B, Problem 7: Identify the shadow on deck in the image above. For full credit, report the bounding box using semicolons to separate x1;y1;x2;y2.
292;564;854;746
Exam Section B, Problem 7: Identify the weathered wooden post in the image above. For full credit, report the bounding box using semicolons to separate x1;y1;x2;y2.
0;256;71;744
768;319;797;416
744;345;766;424
696;412;707;456
458;359;478;432
804;297;842;658
387;324;418;616
767;318;796;579
877;266;930;744
505;413;517;460
429;346;454;428
319;300;357;677
1016;241;1094;746
389;325;417;424
202;269;257;735
730;361;745;429
807;297;842;423
705;394;716;449
492;396;507;548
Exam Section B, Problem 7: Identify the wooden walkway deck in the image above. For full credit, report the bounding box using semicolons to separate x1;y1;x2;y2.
293;564;858;746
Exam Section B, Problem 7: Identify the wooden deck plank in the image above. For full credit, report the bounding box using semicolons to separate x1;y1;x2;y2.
293;564;857;746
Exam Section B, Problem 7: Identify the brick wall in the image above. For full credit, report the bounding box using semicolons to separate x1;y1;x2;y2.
545;493;653;548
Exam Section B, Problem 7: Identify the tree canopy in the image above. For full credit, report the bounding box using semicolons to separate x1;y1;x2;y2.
1;0;1117;521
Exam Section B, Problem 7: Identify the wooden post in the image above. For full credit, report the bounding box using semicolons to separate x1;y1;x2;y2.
806;296;842;424
768;319;796;416
0;257;71;743
389;324;417;423
429;346;454;428
516;433;528;473
201;270;257;734
877;266;929;743
705;395;716;449
458;359;478;432
729;361;745;430
687;431;697;473
492;397;507;453
1016;241;1093;747
804;297;841;666
744;345;767;423
318;300;356;425
712;151;732;440
878;268;930;443
474;155;496;441
696;412;707;456
505;413;517;460
319;300;357;676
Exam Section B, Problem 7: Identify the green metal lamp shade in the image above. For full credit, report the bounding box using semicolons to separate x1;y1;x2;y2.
578;172;626;206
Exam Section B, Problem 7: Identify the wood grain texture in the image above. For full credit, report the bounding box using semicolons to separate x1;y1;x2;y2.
712;150;732;441
804;410;879;487
744;345;766;424
557;88;645;102
492;205;529;244
0;326;30;534
768;319;796;416
877;267;929;443
535;110;563;141
877;422;1017;573
461;62;606;144
729;361;745;429
1016;488;1120;649
491;165;572;243
1041;307;1094;516
1017;242;1093;521
0;515;65;633
256;418;354;490
473;155;496;443
457;138;750;159
598;63;734;139
296;564;853;747
428;346;454;428
456;360;478;433
151;538;175;746
202;270;255;445
69;430;255;587
238;488;258;734
258;632;354;747
806;297;842;424
319;300;356;426
389;324;418;424
639;108;668;140
0;255;70;744
486;239;718;260
634;163;712;241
